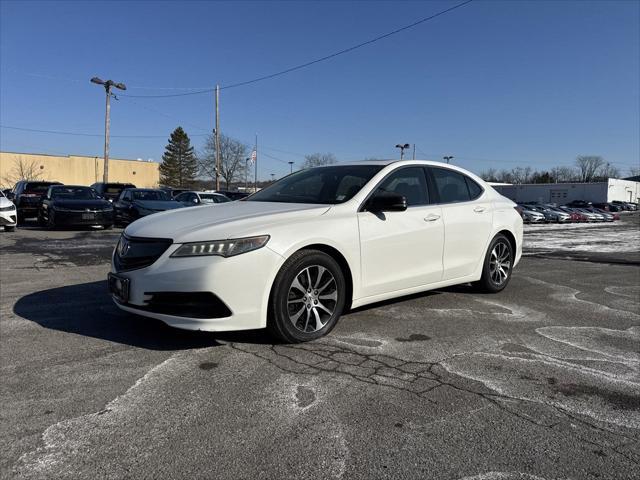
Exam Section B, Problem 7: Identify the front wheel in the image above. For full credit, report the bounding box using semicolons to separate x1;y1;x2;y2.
268;250;346;343
475;234;514;293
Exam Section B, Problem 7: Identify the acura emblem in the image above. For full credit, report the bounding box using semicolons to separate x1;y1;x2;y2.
118;238;130;257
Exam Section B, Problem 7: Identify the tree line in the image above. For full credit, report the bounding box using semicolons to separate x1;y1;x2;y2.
159;126;338;189
480;155;638;184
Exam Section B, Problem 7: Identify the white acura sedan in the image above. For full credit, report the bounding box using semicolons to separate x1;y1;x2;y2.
109;160;522;342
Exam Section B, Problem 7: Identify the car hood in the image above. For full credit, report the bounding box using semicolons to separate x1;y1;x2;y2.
0;197;15;208
53;199;112;209
125;201;331;243
134;200;183;211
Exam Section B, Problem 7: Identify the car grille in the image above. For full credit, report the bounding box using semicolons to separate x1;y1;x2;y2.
113;235;173;272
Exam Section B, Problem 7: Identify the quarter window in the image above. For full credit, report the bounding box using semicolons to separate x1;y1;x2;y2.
465;177;483;200
430;168;472;203
374;167;430;206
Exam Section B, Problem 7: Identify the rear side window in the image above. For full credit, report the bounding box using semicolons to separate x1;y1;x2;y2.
25;183;55;193
430;168;471;203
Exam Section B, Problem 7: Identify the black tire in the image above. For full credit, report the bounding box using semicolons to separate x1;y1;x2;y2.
104;223;114;230
37;211;46;227
4;226;15;232
475;234;514;293
267;249;346;343
47;211;57;230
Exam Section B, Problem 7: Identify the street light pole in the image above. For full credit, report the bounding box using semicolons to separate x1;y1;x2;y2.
215;85;221;191
288;161;294;173
395;143;410;160
91;77;126;184
443;155;454;164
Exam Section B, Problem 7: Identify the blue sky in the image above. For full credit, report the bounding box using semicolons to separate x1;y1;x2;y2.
1;0;638;179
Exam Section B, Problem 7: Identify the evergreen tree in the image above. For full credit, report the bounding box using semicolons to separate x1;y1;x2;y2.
159;127;198;187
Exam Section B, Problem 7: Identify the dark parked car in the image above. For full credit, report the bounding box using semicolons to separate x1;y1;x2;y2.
592;202;622;212
215;190;250;200
566;200;593;208
113;188;184;225
612;200;637;211
91;182;136;202
9;180;63;222
38;185;114;229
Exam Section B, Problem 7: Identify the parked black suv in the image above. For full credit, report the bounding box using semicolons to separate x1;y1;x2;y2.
9;180;63;222
215;190;250;200
90;182;136;202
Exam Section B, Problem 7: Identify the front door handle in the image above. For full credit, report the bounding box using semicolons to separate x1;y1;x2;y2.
424;214;440;222
474;206;486;213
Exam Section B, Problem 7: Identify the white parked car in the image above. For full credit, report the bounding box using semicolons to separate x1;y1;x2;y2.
174;191;231;207
0;190;17;231
109;160;523;342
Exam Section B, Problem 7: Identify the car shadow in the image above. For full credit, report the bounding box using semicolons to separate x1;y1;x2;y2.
13;280;270;350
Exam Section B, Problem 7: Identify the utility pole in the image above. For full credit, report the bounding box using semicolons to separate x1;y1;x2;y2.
288;161;294;173
91;77;126;183
215;85;221;191
412;144;416;160
254;133;258;192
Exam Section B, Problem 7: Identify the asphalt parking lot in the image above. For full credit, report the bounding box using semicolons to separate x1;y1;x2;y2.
1;215;639;480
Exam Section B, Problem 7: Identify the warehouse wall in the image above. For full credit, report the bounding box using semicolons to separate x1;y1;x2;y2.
607;178;640;203
492;179;640;204
0;152;160;189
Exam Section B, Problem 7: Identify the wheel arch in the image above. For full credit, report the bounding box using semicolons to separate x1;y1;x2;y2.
273;243;355;313
497;229;517;255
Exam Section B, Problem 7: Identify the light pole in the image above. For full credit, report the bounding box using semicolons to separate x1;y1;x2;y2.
288;161;294;173
245;158;250;191
443;155;454;164
91;77;126;183
270;173;275;182
395;143;410;160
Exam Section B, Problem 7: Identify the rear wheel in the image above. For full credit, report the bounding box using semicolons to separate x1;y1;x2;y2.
268;250;346;343
476;234;514;293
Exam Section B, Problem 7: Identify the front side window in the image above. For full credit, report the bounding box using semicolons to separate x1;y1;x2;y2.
430;168;472;203
373;167;430;206
247;165;384;204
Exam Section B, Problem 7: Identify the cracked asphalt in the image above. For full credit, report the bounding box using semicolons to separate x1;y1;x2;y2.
1;215;639;480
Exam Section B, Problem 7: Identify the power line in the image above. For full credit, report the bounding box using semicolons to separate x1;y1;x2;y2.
119;0;474;98
0;125;208;139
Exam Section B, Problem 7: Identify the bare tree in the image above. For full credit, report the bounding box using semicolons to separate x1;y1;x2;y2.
597;162;620;180
2;158;44;187
628;166;640;178
550;166;578;183
199;134;248;189
302;153;337;169
479;168;498;182
576;155;604;182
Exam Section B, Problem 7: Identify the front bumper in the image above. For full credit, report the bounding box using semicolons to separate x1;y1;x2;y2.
0;209;17;226
53;210;114;226
110;244;284;332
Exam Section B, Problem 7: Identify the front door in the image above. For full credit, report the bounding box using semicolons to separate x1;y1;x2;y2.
358;167;444;298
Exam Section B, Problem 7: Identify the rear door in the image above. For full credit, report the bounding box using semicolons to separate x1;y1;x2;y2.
358;166;444;297
427;167;493;281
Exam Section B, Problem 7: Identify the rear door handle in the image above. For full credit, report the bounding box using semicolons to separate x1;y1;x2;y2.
424;214;440;222
474;206;486;213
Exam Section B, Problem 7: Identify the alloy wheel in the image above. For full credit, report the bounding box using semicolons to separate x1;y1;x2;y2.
287;265;338;333
489;242;511;286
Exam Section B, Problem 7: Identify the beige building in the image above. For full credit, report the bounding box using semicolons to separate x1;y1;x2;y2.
0;151;160;189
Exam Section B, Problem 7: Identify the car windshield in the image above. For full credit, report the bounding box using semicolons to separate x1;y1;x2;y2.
200;194;230;203
51;187;97;200
132;190;171;201
247;165;384;204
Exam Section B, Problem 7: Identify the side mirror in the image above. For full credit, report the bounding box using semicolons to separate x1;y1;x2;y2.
366;192;408;212
6;192;15;200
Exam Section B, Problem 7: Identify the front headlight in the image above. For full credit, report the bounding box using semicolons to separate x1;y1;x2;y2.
0;205;15;212
171;235;270;258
